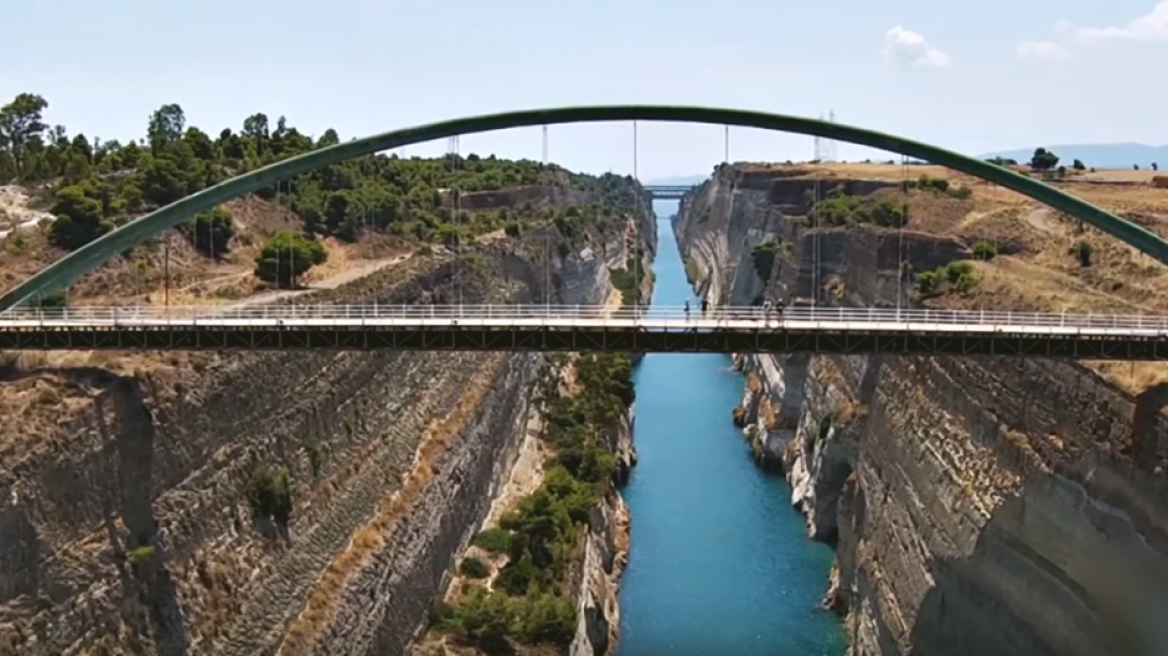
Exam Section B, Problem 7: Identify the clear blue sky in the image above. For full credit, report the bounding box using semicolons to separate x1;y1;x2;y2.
3;0;1164;180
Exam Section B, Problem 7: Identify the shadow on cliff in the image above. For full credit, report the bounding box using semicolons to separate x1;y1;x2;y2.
99;375;190;656
903;473;1168;656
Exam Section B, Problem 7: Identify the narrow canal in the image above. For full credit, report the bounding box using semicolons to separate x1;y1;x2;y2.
615;205;847;656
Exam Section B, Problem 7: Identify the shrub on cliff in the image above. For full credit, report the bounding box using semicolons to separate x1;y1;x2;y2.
916;261;977;297
916;270;940;296
471;528;512;554
751;238;781;282
514;593;576;645
442;353;633;647
1071;240;1093;267
458;557;489;579
972;240;998;260
436;586;514;641
247;466;294;527
810;188;907;229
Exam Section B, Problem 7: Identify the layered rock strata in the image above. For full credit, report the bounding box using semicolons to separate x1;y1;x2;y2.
0;212;655;655
675;166;1168;656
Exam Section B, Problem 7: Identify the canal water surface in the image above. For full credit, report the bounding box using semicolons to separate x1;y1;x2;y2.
615;207;846;656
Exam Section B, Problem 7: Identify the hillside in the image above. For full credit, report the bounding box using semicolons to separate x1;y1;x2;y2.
675;159;1168;656
0;92;639;308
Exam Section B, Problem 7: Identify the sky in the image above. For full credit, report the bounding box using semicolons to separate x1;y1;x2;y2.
2;0;1165;180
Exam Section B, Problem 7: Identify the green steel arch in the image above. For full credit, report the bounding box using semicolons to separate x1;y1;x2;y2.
3;105;1166;311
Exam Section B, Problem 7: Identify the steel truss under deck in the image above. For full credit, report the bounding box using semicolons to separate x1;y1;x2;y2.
4;325;1168;359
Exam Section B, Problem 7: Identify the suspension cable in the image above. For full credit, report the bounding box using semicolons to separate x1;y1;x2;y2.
543;125;550;309
898;154;909;311
632;120;639;316
448;135;462;308
812;170;821;308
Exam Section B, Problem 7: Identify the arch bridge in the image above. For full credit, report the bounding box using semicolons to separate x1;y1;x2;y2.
3;105;1168;357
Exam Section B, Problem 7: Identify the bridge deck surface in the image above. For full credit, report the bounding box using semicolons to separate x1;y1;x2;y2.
2;305;1168;357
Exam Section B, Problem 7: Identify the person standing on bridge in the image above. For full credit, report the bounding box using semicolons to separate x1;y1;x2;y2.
701;298;709;314
684;300;690;317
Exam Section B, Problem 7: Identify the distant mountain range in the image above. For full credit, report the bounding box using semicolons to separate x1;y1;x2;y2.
979;143;1167;169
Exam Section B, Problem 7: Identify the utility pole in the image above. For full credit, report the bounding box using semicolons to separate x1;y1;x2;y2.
164;240;170;309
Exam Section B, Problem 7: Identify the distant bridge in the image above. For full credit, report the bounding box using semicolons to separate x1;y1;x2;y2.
3;305;1168;359
644;185;696;199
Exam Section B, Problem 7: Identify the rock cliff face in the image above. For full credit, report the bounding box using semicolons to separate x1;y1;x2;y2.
0;213;655;655
675;166;1168;656
569;411;636;656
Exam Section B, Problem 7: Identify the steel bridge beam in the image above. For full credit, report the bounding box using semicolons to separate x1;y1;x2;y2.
4;106;1168;311
4;326;1168;359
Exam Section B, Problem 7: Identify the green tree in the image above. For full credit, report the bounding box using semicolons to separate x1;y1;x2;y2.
147;104;186;155
515;594;576;644
1072;159;1086;171
184;207;235;257
48;184;112;249
1030;147;1059;171
458;557;489;579
183;127;215;161
972;241;998;260
254;231;328;288
0;93;49;180
135;155;188;206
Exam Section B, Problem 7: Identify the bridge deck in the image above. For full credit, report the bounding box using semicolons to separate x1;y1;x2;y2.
2;305;1167;357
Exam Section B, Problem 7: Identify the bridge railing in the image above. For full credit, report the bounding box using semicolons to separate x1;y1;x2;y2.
4;304;1168;331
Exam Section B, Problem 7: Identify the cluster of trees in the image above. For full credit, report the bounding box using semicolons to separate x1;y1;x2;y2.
0;92;645;288
916;261;976;296
435;353;635;648
902;174;973;199
806;187;908;229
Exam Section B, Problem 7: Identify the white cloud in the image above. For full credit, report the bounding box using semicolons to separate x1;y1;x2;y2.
1061;1;1168;42
882;26;951;68
1016;40;1070;60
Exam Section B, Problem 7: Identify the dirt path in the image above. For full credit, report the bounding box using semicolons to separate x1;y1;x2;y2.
223;252;413;309
0;186;52;239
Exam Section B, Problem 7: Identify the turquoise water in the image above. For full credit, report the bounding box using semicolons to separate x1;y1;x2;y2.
615;208;847;656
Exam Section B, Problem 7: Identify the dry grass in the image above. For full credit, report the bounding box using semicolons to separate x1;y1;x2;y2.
0;193;411;307
276;354;506;656
739;160;1168;394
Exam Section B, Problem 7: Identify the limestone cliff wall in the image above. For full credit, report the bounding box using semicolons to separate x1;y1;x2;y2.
0;212;655;656
569;411;635;656
675;167;1168;656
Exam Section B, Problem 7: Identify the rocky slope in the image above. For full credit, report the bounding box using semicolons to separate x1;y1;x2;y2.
410;218;653;656
0;201;655;655
675;164;1168;656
